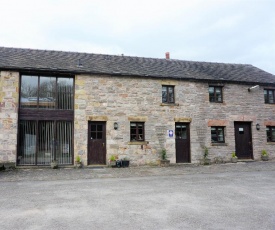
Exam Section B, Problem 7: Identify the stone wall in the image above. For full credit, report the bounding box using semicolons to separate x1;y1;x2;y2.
0;71;19;164
74;74;275;165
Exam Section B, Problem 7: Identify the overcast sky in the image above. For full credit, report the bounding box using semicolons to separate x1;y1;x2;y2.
1;0;274;74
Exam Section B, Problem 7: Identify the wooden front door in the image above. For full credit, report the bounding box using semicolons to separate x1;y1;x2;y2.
175;123;190;163
88;121;106;165
234;122;253;159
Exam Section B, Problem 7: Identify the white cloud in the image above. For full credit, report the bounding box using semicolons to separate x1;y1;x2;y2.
0;0;275;74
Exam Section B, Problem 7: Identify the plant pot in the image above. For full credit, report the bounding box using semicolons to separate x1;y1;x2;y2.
122;160;130;168
51;161;58;169
160;159;170;167
109;161;116;167
231;157;238;163
203;158;211;165
75;162;82;168
261;155;269;161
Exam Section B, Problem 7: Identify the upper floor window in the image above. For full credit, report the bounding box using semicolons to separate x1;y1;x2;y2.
211;127;225;143
20;75;74;110
264;89;274;104
162;85;175;103
209;86;223;103
130;122;144;141
266;126;275;142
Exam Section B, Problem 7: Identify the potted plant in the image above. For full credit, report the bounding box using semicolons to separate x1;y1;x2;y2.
261;150;269;161
121;157;130;168
203;147;211;165
160;149;170;166
51;160;58;169
231;152;238;163
75;155;82;168
109;154;118;167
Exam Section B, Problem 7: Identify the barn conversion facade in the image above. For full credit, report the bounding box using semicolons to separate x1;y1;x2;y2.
0;47;274;167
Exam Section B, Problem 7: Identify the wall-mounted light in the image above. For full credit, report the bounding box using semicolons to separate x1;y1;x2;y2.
114;122;118;130
248;85;259;92
256;123;260;130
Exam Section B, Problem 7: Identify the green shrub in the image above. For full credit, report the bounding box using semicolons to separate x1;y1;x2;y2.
76;155;81;163
204;147;209;159
261;150;268;156
161;149;167;160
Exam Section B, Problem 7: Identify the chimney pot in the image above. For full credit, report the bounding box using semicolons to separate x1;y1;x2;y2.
165;52;170;59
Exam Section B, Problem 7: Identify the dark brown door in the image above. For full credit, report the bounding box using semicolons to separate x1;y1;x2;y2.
88;121;106;165
175;123;190;163
234;122;253;159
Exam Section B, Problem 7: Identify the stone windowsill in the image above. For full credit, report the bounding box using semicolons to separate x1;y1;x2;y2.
160;103;179;106
128;141;149;145
266;142;275;145
211;143;228;146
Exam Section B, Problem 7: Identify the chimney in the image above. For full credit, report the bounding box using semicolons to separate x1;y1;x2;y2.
165;52;170;59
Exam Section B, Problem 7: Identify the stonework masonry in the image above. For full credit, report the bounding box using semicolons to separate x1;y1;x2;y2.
0;71;274;166
74;74;275;166
0;71;19;164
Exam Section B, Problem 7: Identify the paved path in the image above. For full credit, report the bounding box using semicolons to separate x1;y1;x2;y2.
1;162;275;230
1;161;275;182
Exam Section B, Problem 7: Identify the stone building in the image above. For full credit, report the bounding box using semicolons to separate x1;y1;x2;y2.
0;47;275;167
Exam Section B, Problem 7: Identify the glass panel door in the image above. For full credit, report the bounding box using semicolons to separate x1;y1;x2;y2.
57;121;72;164
18;121;37;165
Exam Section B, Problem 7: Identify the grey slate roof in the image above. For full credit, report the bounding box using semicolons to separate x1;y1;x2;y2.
0;46;275;85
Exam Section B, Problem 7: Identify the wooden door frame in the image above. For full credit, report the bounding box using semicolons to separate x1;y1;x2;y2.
87;121;107;165
234;121;253;159
175;122;191;163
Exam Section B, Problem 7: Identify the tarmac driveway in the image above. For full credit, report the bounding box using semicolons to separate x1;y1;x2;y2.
0;163;275;230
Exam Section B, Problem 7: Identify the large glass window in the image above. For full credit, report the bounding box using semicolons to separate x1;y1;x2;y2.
18;74;74;166
18;120;72;165
20;75;73;110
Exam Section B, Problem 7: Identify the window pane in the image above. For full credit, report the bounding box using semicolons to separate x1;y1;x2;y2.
168;87;174;103
266;127;271;142
97;124;103;131
18;120;37;165
97;132;103;139
57;78;73;110
272;127;275;141
181;126;187;139
216;87;222;102
217;128;224;142
211;127;217;142
39;77;56;109
20;75;38;108
264;90;268;103
209;87;215;102
162;86;167;103
56;121;72;164
91;132;96;139
37;121;54;165
91;125;96;131
175;125;187;139
269;90;274;103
